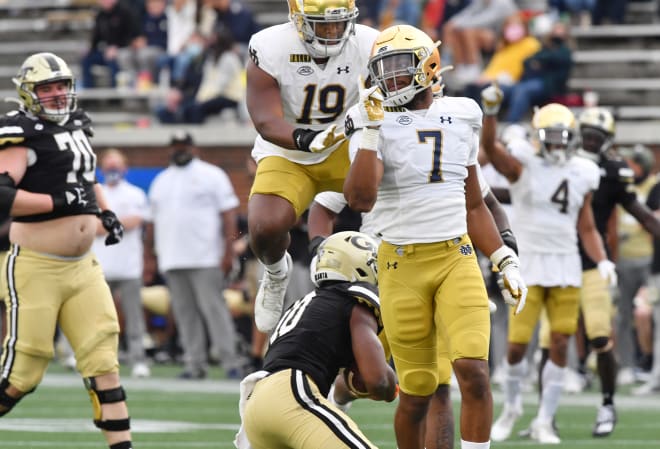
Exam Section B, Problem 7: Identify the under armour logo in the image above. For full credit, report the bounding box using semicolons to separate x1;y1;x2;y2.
386;261;398;270
249;47;259;66
337;66;350;74
439;116;452;124
459;244;472;256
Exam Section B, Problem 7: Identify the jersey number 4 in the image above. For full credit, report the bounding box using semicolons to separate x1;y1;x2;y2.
551;179;569;214
54;130;96;183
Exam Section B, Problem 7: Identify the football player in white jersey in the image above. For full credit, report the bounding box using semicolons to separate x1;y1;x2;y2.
343;25;528;449
245;0;380;333
480;86;618;444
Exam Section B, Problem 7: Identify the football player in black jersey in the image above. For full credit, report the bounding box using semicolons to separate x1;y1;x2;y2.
236;231;398;449
0;53;132;449
533;107;660;438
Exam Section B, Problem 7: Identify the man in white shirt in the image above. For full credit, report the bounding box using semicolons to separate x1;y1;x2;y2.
93;149;151;379
147;131;243;379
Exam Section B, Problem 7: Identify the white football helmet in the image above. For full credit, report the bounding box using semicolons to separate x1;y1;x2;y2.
311;231;378;287
288;0;358;59
578;107;615;160
531;103;579;165
13;52;76;123
368;24;442;107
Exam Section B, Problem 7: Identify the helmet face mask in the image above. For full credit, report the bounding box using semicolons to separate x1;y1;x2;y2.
532;103;579;165
288;0;358;59
13;52;77;124
311;231;379;287
368;25;441;107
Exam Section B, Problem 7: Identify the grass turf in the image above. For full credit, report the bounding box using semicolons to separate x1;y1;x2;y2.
2;363;660;448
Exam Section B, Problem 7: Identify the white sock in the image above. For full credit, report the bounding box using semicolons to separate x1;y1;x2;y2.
264;252;289;277
537;359;565;423
504;359;527;410
461;440;490;449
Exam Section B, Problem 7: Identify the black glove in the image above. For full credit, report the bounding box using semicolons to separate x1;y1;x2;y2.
500;229;518;255
98;210;124;246
308;235;326;257
292;128;322;152
51;183;96;213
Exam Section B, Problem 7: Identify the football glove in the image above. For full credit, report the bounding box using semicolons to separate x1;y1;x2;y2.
481;83;504;116
98;209;124;246
293;125;345;153
597;259;618;287
490;245;528;314
357;75;384;128
51;183;95;213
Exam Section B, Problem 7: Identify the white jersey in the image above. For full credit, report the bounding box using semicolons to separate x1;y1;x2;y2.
508;140;600;286
249;22;379;164
348;96;483;245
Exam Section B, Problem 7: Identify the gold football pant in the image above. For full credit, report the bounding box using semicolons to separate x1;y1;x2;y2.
243;368;377;449
0;245;120;392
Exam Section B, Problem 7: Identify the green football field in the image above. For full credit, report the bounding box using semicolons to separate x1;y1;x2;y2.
2;363;660;448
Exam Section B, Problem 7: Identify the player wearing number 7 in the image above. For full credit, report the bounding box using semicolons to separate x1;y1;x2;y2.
0;53;133;449
245;0;379;334
343;24;527;449
480;85;617;444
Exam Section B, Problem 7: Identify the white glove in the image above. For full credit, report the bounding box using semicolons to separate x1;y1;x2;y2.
490;246;528;315
597;259;618;287
481;83;504;116
357;76;384;128
308;124;346;153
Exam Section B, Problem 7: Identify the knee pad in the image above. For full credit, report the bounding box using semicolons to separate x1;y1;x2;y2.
84;377;130;431
0;379;24;417
590;336;612;353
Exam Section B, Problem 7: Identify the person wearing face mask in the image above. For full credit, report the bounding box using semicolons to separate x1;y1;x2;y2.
462;13;541;108
146;131;244;379
92;148;152;379
502;19;573;123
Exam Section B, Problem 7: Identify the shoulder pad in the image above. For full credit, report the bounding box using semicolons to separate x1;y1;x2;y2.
602;157;634;183
346;282;383;331
0;111;35;147
67;110;94;136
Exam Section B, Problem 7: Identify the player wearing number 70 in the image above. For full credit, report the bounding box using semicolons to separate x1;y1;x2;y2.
244;0;379;335
0;53;133;449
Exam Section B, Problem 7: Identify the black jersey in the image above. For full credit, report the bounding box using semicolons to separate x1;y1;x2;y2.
0;109;100;222
646;177;660;274
263;281;381;397
579;154;636;270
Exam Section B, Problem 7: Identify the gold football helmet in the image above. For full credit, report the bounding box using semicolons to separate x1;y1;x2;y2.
288;0;358;59
368;24;441;106
531;103;579;165
311;231;378;287
12;52;76;123
578;107;615;159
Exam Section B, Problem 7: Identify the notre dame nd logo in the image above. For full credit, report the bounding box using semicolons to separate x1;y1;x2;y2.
459;244;472;256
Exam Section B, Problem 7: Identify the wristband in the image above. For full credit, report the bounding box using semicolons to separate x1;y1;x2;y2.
293;128;321;152
490;245;517;271
359;127;380;152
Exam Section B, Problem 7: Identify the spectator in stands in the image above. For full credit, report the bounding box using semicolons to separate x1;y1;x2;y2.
154;25;244;124
159;0;198;86
147;131;244;379
441;0;518;90
463;12;541;108
93;148;152;379
421;0;470;42
591;0;627;26
80;0;142;89
501;19;573;123
207;0;260;56
117;0;168;91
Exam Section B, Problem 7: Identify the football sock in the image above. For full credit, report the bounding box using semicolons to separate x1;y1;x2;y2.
109;442;132;449
264;253;289;277
597;349;617;406
504;359;527;409
461;440;490;449
537;360;565;423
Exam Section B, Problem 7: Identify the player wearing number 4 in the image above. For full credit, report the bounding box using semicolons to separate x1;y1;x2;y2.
480;84;617;444
234;231;398;449
0;53;133;449
245;0;379;333
343;25;527;449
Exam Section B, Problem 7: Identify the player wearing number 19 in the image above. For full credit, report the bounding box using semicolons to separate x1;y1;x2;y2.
0;52;133;449
245;0;379;333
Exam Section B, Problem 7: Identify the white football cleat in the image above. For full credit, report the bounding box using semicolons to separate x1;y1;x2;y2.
491;403;522;442
254;252;292;333
530;418;561;444
592;404;616;437
131;362;151;378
